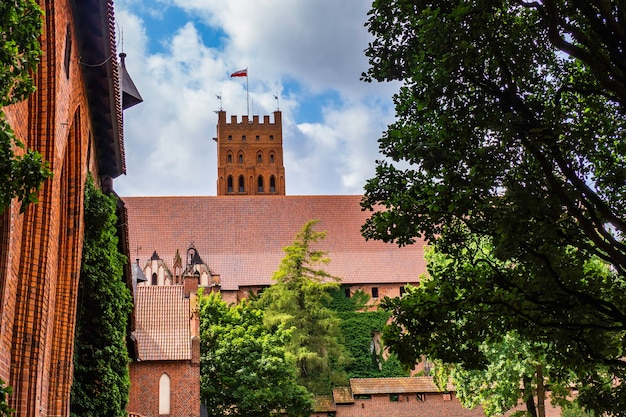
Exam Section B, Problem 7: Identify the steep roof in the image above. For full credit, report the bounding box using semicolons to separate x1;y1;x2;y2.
133;286;191;361
123;195;426;291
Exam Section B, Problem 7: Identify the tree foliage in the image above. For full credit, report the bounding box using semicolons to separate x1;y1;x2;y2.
362;1;626;414
70;175;132;417
0;380;13;417
327;289;407;378
255;220;350;395
0;0;52;212
199;291;313;417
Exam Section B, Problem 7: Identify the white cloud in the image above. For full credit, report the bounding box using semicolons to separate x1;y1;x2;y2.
114;0;399;197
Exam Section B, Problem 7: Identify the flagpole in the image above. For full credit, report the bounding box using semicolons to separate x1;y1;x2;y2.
246;68;249;116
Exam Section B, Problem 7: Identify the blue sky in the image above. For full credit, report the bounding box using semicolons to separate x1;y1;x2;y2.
114;0;400;196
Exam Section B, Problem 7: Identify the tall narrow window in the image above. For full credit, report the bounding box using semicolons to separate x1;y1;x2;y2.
371;287;379;298
227;176;233;193
257;153;262;163
159;374;171;415
227;153;232;163
238;175;245;193
270;176;276;193
269;153;275;163
242;135;246;141
64;25;72;78
152;273;157;286
258;176;264;193
238;153;243;164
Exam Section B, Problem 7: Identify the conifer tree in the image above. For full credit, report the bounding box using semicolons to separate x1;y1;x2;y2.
255;220;350;395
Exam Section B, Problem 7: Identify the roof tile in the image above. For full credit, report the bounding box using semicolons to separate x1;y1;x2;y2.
123;196;427;290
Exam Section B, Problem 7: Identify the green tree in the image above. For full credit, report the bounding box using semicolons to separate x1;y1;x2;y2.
70;175;132;417
362;1;626;414
255;220;350;395
0;0;52;212
199;291;313;417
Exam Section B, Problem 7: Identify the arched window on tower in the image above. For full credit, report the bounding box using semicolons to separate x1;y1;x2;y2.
227;152;232;163
257;152;263;163
227;176;233;193
270;176;276;193
258;176;264;193
159;373;171;415
238;153;243;164
152;272;157;286
269;152;275;163
238;175;245;193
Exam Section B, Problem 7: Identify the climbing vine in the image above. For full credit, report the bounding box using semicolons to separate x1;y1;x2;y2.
70;175;132;417
0;0;52;212
327;289;407;378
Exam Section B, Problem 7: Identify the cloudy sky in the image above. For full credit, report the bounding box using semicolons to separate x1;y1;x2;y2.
113;0;400;197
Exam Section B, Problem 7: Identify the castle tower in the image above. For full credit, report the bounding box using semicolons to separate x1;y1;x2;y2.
215;110;286;195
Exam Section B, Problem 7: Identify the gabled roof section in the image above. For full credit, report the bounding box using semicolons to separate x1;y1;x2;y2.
350;377;453;394
133;286;191;361
73;0;125;177
123;196;427;291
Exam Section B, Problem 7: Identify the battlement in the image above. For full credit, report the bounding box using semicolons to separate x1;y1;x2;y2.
217;110;282;126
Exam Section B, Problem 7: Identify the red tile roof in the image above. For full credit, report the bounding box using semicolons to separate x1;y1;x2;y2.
123;196;427;291
133;286;191;361
350;377;451;394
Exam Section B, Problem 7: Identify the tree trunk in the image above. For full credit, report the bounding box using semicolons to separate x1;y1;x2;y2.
536;365;545;417
523;375;538;417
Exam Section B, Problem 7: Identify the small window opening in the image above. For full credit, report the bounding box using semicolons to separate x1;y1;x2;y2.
238;153;243;164
270;153;275;163
152;273;157;286
257;153;262;163
344;287;351;298
228;135;232;140
416;393;426;401
258;176;264;193
255;135;260;140
269;135;274;140
242;135;246;141
227;153;232;163
238;176;245;193
270;176;276;193
390;394;399;402
227;176;233;193
372;287;379;298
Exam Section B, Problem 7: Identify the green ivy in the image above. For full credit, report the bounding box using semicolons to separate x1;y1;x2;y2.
0;379;13;417
0;0;52;213
327;289;407;378
70;175;132;417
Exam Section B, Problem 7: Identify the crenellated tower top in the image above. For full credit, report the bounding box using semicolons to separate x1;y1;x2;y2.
214;110;286;196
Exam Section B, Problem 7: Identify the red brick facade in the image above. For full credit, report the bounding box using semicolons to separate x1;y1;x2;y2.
0;0;126;415
216;111;286;195
128;361;200;417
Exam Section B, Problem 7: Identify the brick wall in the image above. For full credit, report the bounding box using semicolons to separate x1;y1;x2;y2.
326;392;485;417
216;111;286;196
128;361;200;417
0;0;107;415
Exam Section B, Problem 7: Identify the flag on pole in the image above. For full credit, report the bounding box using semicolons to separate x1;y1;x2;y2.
230;69;247;77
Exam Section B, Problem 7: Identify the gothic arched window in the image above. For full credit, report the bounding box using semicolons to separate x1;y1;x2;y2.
238;175;245;193
270;176;276;193
159;373;171;415
227;176;233;193
258;176;264;193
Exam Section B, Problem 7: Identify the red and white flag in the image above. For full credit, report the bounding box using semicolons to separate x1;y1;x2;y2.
230;69;247;77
